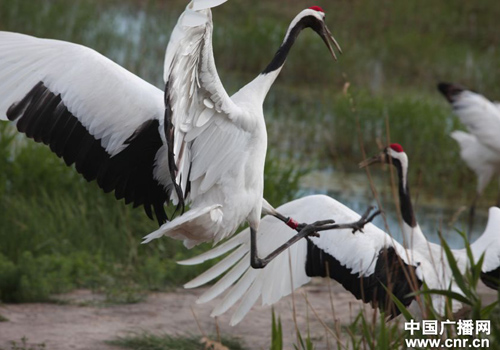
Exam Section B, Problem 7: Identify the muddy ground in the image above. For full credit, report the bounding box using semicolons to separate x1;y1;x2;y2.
0;281;496;350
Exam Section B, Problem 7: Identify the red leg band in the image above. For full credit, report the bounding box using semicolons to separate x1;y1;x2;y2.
286;217;299;230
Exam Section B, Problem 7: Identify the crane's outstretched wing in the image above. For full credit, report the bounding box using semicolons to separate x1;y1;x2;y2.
0;32;175;224
179;195;422;325
450;131;499;193
440;83;500;154
163;0;249;209
470;207;500;289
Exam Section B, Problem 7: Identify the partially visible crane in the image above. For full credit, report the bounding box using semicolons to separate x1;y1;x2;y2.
361;144;500;296
438;82;500;233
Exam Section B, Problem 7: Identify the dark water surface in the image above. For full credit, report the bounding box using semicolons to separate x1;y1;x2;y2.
300;169;490;249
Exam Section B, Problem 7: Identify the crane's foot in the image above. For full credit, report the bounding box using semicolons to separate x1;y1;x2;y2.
250;219;335;270
297;219;336;238
349;206;381;234
308;206;382;235
249;209;380;270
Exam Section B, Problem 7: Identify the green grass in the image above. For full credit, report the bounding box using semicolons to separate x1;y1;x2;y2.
0;337;46;350
109;333;246;350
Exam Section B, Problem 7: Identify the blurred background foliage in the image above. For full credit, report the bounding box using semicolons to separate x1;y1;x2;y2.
0;0;499;302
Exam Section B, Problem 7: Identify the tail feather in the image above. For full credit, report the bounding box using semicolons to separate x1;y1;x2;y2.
141;204;221;247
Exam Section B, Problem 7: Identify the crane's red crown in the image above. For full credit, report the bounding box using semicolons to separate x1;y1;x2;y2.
389;143;404;153
308;6;325;12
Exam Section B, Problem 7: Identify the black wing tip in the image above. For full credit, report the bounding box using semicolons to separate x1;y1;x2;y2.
305;242;421;317
8;81;171;225
481;267;500;290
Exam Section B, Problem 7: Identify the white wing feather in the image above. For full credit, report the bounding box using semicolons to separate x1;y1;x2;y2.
196;257;250;303
471;207;500;273
451;90;500;154
178;230;248;265
0;32;164;156
450;130;500;193
162;0;250;200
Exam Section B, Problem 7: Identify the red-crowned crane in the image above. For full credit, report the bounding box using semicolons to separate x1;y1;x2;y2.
180;144;500;325
0;1;358;268
362;144;500;302
438;82;500;234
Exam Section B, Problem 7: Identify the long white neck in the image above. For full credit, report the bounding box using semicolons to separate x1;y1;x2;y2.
238;68;283;105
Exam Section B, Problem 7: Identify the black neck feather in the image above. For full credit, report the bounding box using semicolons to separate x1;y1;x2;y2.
394;160;417;228
262;16;321;74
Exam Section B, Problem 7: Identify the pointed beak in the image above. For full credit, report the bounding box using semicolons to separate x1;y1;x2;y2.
359;152;385;168
321;22;342;61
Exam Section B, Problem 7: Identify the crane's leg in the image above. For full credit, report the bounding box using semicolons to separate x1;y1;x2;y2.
250;206;381;269
267;209;303;231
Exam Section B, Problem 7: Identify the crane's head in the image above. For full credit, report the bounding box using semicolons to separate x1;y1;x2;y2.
287;6;342;61
359;143;409;172
437;82;466;103
359;143;410;189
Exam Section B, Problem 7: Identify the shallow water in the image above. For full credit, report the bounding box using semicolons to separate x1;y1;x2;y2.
300;169;489;249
